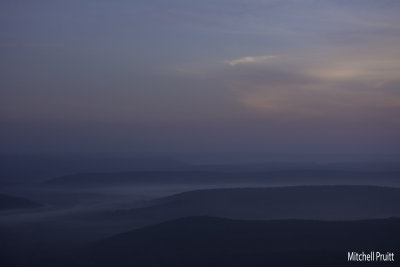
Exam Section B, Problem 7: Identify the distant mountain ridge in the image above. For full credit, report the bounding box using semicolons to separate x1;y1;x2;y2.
0;155;189;183
43;170;400;187
95;185;400;225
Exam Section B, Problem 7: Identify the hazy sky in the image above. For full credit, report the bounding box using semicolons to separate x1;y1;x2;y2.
1;0;400;159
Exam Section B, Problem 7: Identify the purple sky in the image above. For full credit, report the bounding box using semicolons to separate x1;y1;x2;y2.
1;0;400;160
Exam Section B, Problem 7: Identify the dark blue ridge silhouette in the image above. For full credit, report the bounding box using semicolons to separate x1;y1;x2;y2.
99;185;400;222
0;194;42;210
89;216;400;267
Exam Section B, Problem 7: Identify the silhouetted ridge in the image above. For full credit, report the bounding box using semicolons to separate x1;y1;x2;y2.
105;185;400;222
90;216;400;267
43;170;400;187
0;193;42;210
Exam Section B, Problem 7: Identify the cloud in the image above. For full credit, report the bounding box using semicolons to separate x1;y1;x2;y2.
223;52;400;121
227;56;277;66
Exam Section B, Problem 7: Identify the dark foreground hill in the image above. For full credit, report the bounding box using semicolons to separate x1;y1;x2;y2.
101;186;400;223
89;216;400;267
0;194;41;210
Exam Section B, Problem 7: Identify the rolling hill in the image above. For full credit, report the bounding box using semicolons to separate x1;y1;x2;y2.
96;185;400;225
89;216;400;267
0;194;42;210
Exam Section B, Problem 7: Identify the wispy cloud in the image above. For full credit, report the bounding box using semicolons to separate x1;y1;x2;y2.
227;55;277;66
224;52;400;121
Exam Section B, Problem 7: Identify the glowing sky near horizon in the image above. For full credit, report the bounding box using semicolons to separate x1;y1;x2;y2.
1;0;400;158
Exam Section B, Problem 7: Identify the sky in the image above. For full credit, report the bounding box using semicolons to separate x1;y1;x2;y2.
1;0;400;160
